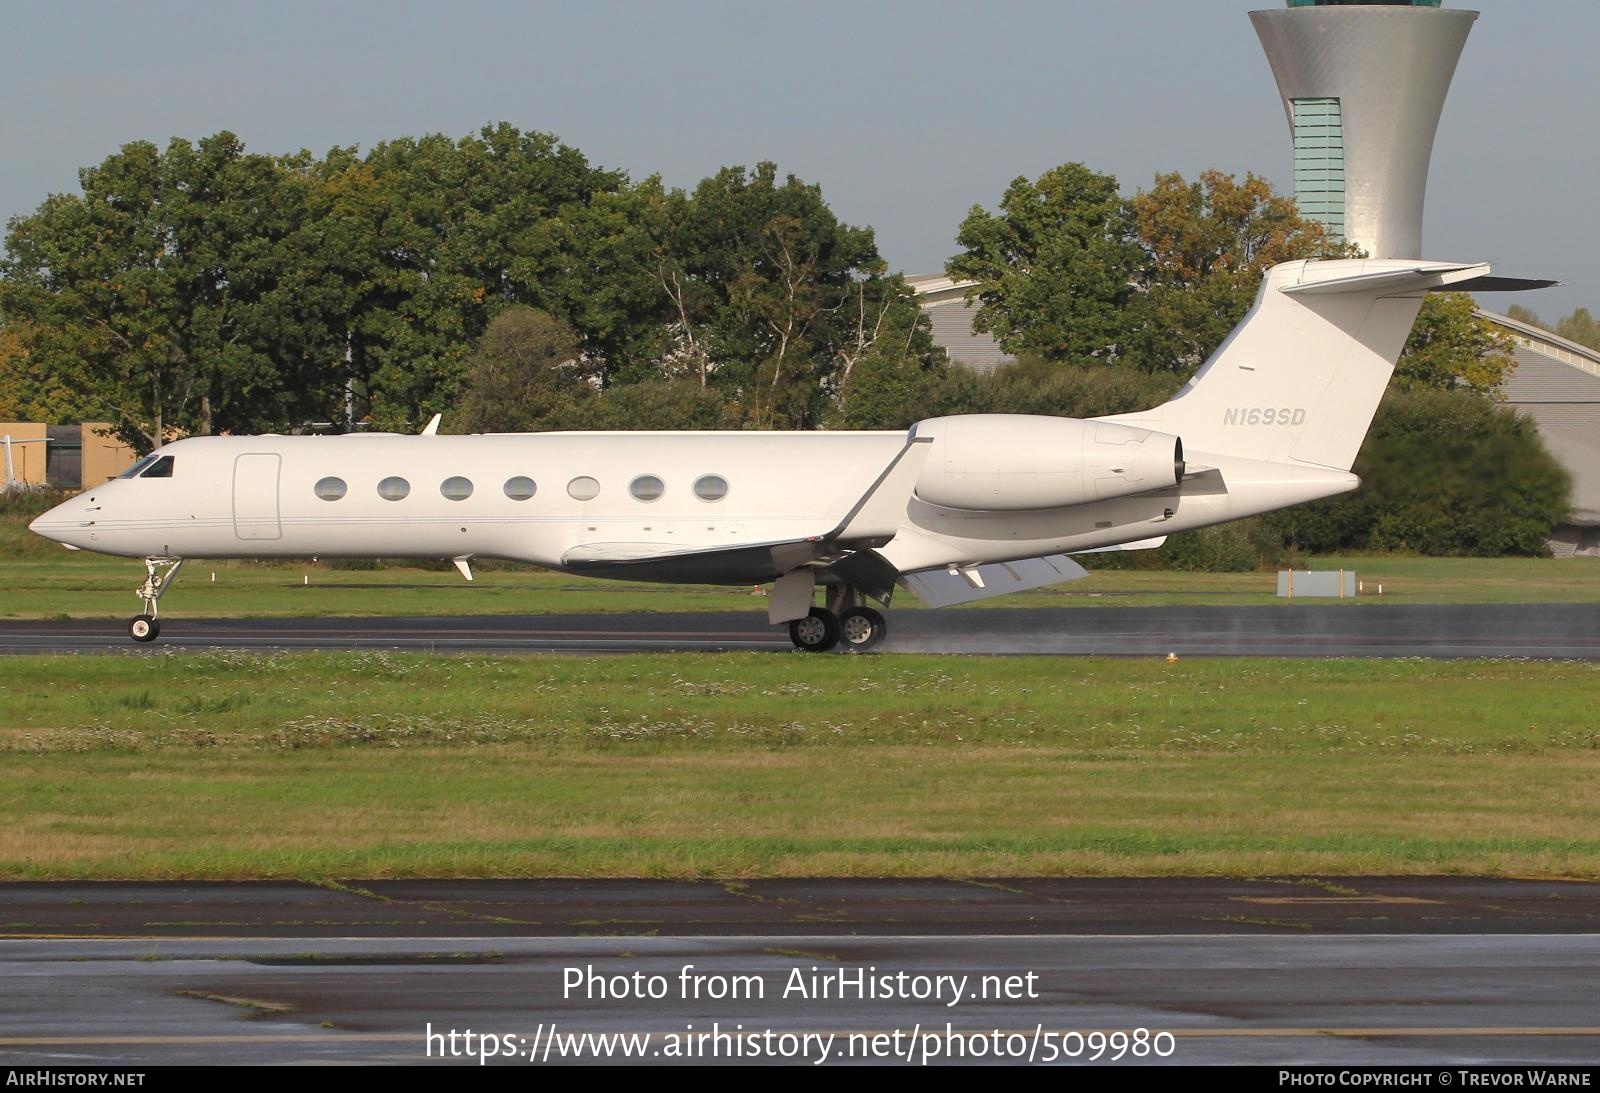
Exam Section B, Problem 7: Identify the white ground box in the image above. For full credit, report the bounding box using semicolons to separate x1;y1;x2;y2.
1276;570;1357;598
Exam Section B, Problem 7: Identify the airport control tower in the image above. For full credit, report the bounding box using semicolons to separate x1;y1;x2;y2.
1251;0;1478;259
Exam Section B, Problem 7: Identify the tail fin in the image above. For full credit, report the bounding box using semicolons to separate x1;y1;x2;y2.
1106;259;1492;471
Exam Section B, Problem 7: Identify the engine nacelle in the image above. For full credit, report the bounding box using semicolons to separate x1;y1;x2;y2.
913;414;1184;512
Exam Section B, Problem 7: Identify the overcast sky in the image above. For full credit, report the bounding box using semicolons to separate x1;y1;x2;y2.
2;0;1594;317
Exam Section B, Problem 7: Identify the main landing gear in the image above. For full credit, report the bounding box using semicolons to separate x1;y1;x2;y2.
787;587;889;654
129;557;184;643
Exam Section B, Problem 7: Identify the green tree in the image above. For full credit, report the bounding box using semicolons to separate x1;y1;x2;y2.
0;319;101;423
0;133;343;449
1499;303;1600;353
1393;293;1516;397
1262;388;1570;556
981;357;1183;417
588;379;741;431
655;162;923;428
5;126;946;438
828;274;946;416
0;324;24;420
1121;170;1347;374
340;124;634;429
825;352;946;429
946;164;1519;395
524;180;671;387
452;307;590;434
826;340;971;430
947;163;1140;364
455;308;744;432
1556;307;1600;351
946;167;1343;374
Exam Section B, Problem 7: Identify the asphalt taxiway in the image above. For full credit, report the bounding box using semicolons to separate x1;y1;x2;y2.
1;602;1596;657
3;878;1599;1066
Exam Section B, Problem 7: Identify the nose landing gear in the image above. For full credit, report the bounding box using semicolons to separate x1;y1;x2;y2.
130;557;184;643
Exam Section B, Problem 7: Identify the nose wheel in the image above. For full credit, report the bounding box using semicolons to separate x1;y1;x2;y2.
129;557;184;644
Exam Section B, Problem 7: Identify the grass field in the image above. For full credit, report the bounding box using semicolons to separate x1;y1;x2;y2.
8;503;1597;881
3;652;1596;880
6;552;1599;621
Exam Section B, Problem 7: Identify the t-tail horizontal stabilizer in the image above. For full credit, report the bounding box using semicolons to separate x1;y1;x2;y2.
1103;258;1546;474
1277;262;1488;296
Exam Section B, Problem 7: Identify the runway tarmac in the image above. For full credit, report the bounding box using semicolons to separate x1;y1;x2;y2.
8;877;1600;939
2;602;1597;657
3;878;1599;1066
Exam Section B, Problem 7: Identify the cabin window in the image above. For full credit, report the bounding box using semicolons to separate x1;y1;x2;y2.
139;456;175;479
503;476;537;501
440;475;473;501
567;476;600;501
377;476;410;501
629;474;664;502
693;474;729;502
314;476;347;501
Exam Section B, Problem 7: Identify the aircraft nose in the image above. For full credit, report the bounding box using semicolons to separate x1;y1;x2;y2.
29;497;88;547
29;503;64;541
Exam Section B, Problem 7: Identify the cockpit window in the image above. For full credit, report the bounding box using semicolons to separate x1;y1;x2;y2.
117;454;160;479
139;456;175;479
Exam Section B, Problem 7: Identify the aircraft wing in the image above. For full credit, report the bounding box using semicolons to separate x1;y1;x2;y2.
828;434;933;542
901;554;1090;608
560;433;933;584
562;537;827;583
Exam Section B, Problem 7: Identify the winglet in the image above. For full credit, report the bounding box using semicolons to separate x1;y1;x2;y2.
829;433;934;543
420;413;443;436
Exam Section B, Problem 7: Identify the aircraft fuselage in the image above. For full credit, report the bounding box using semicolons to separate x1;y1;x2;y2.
32;258;1506;648
31;427;1354;581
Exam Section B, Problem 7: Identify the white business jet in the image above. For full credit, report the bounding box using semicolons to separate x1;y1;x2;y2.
29;258;1539;649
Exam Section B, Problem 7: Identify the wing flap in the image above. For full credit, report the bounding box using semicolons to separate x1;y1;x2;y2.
901;554;1089;609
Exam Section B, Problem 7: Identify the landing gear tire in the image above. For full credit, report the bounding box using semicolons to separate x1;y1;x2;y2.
127;557;184;644
837;605;887;652
789;607;839;653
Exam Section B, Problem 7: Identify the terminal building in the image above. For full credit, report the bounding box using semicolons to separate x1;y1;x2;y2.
0;422;136;490
1483;314;1600;555
914;0;1598;555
